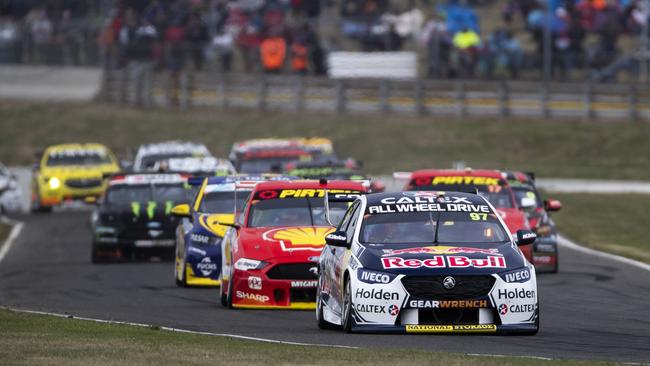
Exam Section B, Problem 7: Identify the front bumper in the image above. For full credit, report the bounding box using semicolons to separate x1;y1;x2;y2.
350;323;537;334
230;266;318;310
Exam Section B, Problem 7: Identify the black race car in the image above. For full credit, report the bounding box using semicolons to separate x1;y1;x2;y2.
91;173;190;262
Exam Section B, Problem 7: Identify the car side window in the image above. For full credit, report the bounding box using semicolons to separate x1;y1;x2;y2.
337;201;359;232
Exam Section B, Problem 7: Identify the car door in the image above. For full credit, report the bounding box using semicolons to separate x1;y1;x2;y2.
330;201;362;315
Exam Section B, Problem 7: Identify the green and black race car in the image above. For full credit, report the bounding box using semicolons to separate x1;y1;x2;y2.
90;173;190;262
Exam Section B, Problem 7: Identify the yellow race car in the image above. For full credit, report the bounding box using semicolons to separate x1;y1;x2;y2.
31;143;120;212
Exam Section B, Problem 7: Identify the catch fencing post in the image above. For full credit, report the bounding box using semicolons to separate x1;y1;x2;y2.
119;67;128;105
540;81;550;119
218;74;229;109
415;79;426;115
257;75;268;112
180;71;189;110
628;82;638;121
583;80;594;121
336;79;346;114
497;80;509;119
455;80;466;119
379;79;391;113
295;76;305;112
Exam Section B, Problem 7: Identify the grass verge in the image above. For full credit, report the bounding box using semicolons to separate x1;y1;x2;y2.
551;193;650;263
0;308;621;366
1;102;649;179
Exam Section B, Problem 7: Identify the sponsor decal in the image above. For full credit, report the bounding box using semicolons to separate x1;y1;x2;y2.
499;303;535;314
520;232;536;240
355;288;399;301
368;200;490;215
534;243;556;252
236;291;270;303
148;229;162;238
357;269;396;284
309;267;318;276
254;189;362;200
307;256;320;262
533;255;553;264
355;304;386;314
197;257;218;276
188;247;207;256
499;303;508;315
405;324;496;333
382;256;506;269
497;288;536;300
263;227;333;252
408;299;488;309
382;246;501;257
326;233;346;241
291;280;318;288
191;233;210;244
427;176;501;186
248;276;262;290
499;268;531;283
388;304;400;316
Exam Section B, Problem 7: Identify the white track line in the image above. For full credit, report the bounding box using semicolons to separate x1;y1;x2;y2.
3;307;358;349
558;235;650;272
0;216;23;263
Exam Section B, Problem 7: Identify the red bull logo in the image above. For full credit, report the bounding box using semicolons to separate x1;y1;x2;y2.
382;246;501;257
263;227;333;252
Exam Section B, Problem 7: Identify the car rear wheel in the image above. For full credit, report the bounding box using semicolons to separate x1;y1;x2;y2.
175;257;186;287
342;277;353;333
30;190;52;213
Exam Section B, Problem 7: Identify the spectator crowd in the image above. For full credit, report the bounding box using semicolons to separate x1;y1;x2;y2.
1;0;649;81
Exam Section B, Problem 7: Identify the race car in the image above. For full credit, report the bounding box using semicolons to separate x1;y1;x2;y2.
219;179;368;309
317;191;539;334
90;173;190;262
228;138;335;174
285;160;385;193
31;143;120;212
401;169;533;261
172;176;262;287
504;171;562;273
153;156;236;177
0;163;23;213
132;141;212;172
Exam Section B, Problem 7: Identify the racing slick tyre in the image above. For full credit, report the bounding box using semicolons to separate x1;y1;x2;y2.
221;268;234;308
316;280;337;330
551;250;559;273
342;277;353;333
91;242;107;264
175;257;187;287
30;191;52;213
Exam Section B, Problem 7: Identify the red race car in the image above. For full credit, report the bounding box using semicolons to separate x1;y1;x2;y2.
220;179;367;309
402;169;534;262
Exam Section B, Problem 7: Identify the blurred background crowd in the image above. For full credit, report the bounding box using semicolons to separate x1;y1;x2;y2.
0;0;648;81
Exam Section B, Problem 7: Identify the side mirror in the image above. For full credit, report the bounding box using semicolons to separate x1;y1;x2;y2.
325;231;350;248
516;229;537;246
170;204;191;217
544;199;562;212
520;197;536;209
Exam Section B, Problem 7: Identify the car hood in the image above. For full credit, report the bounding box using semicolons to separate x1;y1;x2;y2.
237;226;333;261
358;242;525;276
194;213;234;237
40;164;119;179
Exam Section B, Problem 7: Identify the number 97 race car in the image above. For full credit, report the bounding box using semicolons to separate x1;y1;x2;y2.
317;191;539;334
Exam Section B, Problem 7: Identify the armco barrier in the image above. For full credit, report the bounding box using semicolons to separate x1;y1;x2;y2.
102;69;650;121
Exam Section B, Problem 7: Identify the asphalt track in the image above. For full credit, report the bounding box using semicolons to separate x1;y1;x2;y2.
1;211;649;363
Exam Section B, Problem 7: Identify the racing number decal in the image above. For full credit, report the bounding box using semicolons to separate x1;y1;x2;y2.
470;213;487;221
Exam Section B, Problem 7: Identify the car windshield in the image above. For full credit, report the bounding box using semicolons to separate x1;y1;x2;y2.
238;157;303;174
415;183;515;209
139;153;197;170
105;184;187;205
46;150;113;166
247;198;349;227
512;187;543;209
360;211;509;245
199;191;250;214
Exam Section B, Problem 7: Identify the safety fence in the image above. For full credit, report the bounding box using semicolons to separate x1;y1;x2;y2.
101;68;650;121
